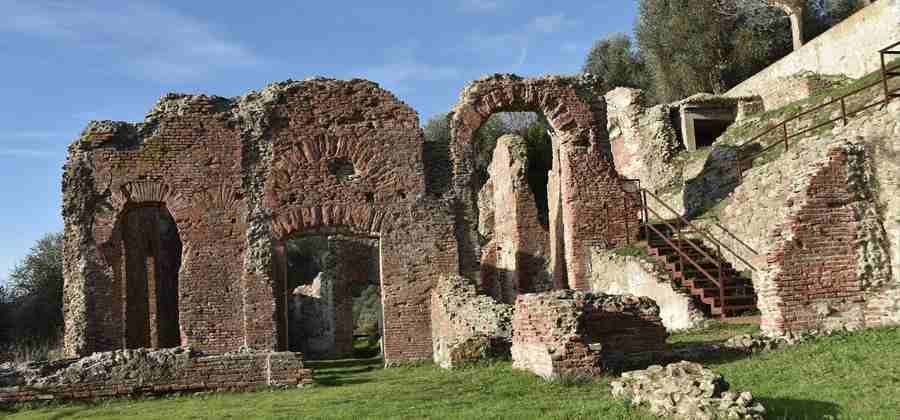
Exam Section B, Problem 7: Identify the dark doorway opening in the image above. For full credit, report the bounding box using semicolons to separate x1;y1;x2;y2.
694;119;733;148
283;234;382;360
121;206;182;349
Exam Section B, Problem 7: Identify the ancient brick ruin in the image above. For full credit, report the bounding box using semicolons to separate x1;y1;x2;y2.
12;44;891;403
758;144;894;334
54;72;643;387
61;79;459;366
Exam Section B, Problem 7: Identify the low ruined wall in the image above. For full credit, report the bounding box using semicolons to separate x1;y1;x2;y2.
0;348;312;403
431;274;512;369
511;290;666;379
590;250;705;331
726;0;900;101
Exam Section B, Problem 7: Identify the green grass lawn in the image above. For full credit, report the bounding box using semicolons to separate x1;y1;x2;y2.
3;326;899;420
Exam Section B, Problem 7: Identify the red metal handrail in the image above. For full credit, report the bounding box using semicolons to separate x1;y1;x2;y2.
737;41;900;175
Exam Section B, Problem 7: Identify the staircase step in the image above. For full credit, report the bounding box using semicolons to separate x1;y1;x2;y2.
639;221;760;318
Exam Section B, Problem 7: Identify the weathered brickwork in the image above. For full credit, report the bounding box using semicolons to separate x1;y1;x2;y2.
510;290;666;379
478;135;551;303
0;348;312;403
759;144;892;334
430;274;512;369
449;75;640;290
63;79;458;365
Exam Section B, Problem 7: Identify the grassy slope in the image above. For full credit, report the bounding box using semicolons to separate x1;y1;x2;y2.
4;326;899;420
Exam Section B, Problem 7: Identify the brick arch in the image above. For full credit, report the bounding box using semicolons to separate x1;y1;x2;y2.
85;180;190;352
448;74;637;289
271;204;398;241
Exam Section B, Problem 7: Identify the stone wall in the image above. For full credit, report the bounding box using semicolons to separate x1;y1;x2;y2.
0;347;312;402
430;274;512;369
753;73;841;110
478;135;551;303
605;88;681;194
726;0;900;101
449;74;640;291
510;290;666;379
590;250;705;331
707;101;900;335
63;78;458;365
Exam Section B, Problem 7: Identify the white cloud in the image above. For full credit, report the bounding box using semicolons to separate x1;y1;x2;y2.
0;1;261;83
529;13;576;34
459;0;504;13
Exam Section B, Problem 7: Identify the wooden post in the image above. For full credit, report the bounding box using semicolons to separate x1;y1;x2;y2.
783;123;789;152
717;243;725;319
883;52;891;103
840;98;848;126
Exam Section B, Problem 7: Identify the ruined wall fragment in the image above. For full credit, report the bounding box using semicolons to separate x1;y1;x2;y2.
511;290;666;380
478;135;551;303
430;274;512;369
759;143;893;334
0;347;312;403
605;87;681;193
590;249;706;331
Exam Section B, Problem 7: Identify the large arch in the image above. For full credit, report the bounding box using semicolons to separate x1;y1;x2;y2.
448;74;640;290
262;79;459;362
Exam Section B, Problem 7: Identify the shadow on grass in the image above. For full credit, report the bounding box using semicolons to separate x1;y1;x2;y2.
757;397;841;420
307;357;383;387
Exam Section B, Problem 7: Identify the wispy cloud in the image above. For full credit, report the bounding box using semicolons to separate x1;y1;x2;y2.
459;0;504;13
352;43;460;91
529;13;577;34
464;13;579;72
0;1;261;83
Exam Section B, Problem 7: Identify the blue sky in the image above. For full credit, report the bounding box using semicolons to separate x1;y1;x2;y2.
0;0;637;283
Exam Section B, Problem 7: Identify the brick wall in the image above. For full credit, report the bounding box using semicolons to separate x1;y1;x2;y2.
759;145;893;334
510;290;666;379
63;79;458;365
0;348;312;403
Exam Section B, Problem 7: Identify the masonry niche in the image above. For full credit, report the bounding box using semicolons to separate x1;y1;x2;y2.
678;102;737;151
119;205;182;349
280;233;383;359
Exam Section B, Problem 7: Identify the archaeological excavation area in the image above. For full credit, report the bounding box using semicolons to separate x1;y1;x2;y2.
3;29;900;404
